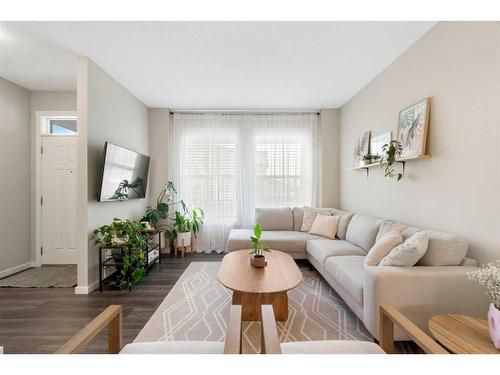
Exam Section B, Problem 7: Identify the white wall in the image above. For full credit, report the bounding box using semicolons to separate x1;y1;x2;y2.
339;22;500;265
30;91;77;263
319;109;340;207
148;108;172;205
76;57;150;292
0;77;31;277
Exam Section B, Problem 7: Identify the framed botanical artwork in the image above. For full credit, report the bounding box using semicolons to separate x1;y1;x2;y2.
352;130;371;167
370;132;392;160
397;97;431;158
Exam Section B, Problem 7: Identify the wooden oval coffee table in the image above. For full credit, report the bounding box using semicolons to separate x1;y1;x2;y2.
217;250;303;321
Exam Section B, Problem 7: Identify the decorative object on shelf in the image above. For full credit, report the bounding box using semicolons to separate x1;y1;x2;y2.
397;97;431;158
467;262;500;349
380;140;404;181
352;130;371;167
371;131;391;161
361;154;372;166
249;223;270;268
94;218;148;290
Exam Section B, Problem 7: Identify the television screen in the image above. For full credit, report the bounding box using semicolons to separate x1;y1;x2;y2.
98;142;150;202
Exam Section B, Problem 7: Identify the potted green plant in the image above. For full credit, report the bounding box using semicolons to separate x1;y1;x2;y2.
93;218;147;290
173;203;204;249
249;223;270;268
361;154;372;166
380;140;404;181
141;181;178;230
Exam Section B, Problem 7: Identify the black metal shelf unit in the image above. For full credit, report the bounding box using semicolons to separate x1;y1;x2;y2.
98;230;163;292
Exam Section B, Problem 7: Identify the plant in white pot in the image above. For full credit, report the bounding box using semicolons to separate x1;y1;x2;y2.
249;224;270;268
468;263;500;349
173;204;204;250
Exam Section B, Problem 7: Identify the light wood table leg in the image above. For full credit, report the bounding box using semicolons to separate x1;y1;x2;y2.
232;291;288;321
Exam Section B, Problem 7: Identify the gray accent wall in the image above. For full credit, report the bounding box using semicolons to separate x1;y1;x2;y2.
77;57;149;291
339;22;500;264
0;77;31;276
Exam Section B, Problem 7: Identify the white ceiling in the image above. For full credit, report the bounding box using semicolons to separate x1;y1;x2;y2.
0;21;435;109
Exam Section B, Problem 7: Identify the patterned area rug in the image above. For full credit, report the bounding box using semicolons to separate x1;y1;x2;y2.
0;265;77;288
135;261;418;353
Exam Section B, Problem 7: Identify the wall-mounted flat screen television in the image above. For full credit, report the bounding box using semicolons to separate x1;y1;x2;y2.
98;142;150;202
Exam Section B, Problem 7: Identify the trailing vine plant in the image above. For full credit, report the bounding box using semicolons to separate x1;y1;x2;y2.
93;218;148;290
380;140;404;181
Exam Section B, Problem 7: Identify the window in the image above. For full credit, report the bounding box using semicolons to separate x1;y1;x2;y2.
49;119;77;135
172;113;319;252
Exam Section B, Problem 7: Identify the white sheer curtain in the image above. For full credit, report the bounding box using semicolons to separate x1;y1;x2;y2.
171;113;319;253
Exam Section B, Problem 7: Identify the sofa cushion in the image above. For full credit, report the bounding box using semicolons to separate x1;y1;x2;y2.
325;256;365;306
309;214;340;239
306;239;366;268
331;208;354;240
292;207;305;231
226;229;322;253
281;340;384;354
345;214;383;251
379;231;429;266
120;341;224;354
255;207;293;231
300;206;332;232
417;229;468;266
365;230;404;267
376;220;408;241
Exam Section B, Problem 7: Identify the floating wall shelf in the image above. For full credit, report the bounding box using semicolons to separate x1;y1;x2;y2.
349;154;431;176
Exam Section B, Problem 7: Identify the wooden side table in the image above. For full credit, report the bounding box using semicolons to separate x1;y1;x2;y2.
429;314;499;354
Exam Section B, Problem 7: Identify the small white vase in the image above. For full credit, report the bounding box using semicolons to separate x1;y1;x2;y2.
488;303;500;349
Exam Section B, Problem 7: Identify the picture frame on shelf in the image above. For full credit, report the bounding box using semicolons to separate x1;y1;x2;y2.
397;97;431;158
352;130;371;167
370;131;391;162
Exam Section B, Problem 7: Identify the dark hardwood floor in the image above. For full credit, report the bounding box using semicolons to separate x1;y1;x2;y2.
0;253;224;354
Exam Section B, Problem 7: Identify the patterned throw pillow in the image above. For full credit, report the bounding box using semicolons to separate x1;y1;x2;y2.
379;231;429;266
300;206;332;232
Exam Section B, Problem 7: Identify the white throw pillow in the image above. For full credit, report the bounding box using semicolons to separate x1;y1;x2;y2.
300;206;331;232
364;230;403;267
309;214;340;239
379;231;429;266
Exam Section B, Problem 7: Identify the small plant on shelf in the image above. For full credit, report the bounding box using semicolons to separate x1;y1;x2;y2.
93;218;147;290
249;223;270;268
380;140;404;181
361;154;372;166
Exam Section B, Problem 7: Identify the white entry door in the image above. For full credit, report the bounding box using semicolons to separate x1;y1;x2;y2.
41;136;77;264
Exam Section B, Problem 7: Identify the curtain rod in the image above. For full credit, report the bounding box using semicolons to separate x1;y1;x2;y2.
169;110;320;115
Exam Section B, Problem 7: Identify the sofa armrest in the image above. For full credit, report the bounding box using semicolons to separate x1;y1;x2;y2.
363;266;488;340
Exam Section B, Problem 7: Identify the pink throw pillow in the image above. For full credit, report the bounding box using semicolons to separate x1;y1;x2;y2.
309;214;340;239
364;230;403;266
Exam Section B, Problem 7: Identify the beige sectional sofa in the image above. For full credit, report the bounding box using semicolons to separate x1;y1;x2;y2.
226;207;489;340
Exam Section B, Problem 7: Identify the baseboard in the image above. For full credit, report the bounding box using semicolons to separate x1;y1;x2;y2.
0;261;36;279
74;280;99;295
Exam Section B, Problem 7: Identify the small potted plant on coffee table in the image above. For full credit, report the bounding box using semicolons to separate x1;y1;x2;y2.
249;223;270;268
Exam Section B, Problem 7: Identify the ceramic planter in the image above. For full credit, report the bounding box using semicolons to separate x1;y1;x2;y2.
250;254;267;268
176;231;191;247
488;303;500;349
360;159;371;166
